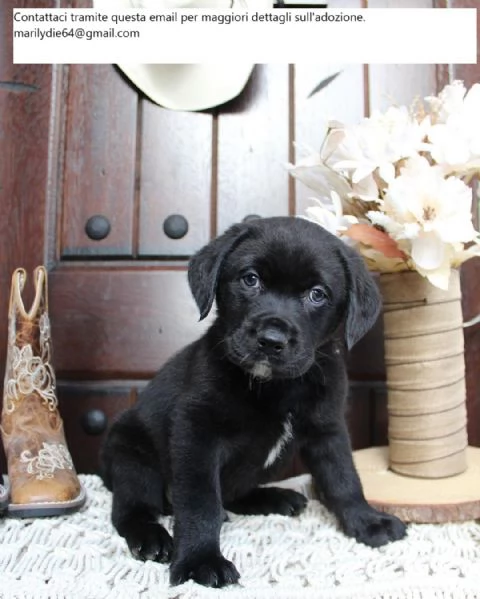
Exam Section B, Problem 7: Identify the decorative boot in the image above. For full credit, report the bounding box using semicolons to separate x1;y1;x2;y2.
1;266;86;517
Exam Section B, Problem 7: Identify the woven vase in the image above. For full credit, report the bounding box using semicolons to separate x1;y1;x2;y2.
380;269;468;479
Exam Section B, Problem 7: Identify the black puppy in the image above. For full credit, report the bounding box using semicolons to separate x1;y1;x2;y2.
101;216;406;588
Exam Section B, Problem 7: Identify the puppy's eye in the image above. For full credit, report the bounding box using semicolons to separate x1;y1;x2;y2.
242;272;260;288
308;287;328;305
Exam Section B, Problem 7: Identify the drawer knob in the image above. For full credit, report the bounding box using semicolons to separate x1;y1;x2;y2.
81;409;108;435
85;215;111;240
163;214;189;239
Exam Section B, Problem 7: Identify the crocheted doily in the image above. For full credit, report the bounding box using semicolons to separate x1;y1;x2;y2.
1;474;480;599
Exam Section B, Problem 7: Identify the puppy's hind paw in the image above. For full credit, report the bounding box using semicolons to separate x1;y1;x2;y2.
342;506;407;548
125;521;173;563
170;552;240;588
227;487;308;517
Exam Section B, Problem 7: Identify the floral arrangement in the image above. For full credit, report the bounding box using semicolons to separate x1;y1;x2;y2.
289;80;480;289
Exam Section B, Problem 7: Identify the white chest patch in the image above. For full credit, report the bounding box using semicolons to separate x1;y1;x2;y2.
264;415;293;469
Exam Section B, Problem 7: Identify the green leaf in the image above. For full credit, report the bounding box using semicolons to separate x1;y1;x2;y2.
307;71;342;99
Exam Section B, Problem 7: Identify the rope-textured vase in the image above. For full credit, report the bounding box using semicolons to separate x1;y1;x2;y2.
380;270;468;479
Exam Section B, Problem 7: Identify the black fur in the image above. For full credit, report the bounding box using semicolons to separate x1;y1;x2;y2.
100;216;406;588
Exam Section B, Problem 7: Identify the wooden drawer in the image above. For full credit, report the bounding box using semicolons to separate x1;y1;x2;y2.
58;383;141;474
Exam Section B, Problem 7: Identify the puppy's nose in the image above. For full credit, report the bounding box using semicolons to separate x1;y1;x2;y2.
257;328;288;356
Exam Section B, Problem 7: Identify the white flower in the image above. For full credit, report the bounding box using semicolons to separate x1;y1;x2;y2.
304;192;358;237
424;80;468;123
288;81;480;290
321;106;429;185
366;210;404;238
349;173;379;202
413;238;456;290
384;155;476;245
381;155;477;285
425;82;480;174
287;150;351;199
289;147;381;206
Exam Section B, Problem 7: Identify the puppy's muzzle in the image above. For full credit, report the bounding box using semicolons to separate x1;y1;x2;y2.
227;312;311;379
257;327;289;357
254;315;296;359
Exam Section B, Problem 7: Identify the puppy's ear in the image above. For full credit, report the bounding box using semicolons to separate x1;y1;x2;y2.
339;244;381;350
188;224;249;320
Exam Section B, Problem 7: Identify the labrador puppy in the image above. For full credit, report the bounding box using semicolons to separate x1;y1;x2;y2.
100;216;406;588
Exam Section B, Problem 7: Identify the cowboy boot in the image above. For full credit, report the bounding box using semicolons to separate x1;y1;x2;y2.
1;266;86;517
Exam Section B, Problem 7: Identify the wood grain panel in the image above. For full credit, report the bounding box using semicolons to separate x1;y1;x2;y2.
368;62;437;115
452;38;480;446
347;316;386;380
138;100;212;257
58;383;137;474
347;384;375;450
49;268;212;378
61;64;138;257
216;65;290;232
463;276;480;447
0;0;56;390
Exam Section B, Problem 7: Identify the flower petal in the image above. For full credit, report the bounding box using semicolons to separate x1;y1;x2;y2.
305;206;339;236
351;173;379;201
288;161;352;198
411;232;445;270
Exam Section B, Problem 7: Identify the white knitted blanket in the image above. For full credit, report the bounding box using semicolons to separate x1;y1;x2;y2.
1;474;480;599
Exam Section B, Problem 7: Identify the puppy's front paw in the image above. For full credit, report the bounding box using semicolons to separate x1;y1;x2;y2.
342;506;407;548
124;521;173;563
170;552;240;588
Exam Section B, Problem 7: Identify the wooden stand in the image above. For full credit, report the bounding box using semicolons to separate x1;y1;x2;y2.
354;446;480;523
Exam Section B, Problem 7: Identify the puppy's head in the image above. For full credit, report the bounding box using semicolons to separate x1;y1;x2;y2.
188;217;380;380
